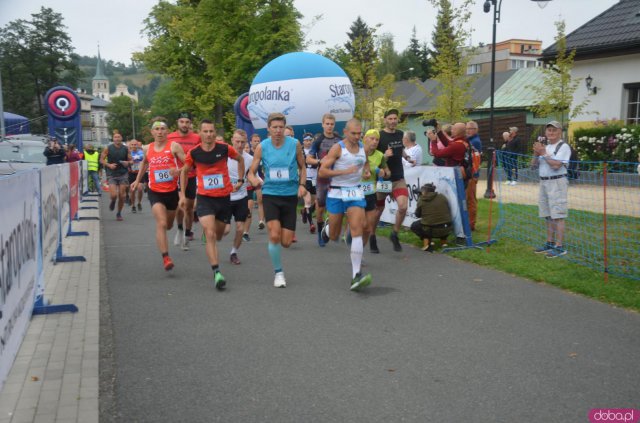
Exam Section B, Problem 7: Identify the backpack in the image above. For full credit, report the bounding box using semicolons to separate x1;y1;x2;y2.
554;141;579;180
455;139;481;182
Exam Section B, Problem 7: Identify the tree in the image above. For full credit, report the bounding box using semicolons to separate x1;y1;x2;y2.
375;33;401;79
399;26;430;80
0;7;81;132
135;0;303;132
106;96;147;141
344;16;379;90
529;20;589;131
424;0;475;123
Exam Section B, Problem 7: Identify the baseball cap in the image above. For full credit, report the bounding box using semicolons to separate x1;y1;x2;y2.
384;109;399;118
303;133;313;141
546;120;562;129
178;111;193;120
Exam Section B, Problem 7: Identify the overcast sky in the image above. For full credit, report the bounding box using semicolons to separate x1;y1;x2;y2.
0;0;619;66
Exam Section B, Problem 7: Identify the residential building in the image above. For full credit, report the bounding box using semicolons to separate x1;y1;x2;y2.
466;39;543;75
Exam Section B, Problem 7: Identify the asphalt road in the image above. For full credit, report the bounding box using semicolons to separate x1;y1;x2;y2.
100;197;640;423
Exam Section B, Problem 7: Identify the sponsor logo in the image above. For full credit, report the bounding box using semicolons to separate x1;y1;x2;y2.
329;83;353;97
589;409;639;423
249;85;291;104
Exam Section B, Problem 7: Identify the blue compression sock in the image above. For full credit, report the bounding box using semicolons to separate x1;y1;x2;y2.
268;242;282;273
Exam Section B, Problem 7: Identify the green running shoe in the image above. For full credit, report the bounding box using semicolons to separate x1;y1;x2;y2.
214;271;226;290
350;272;372;291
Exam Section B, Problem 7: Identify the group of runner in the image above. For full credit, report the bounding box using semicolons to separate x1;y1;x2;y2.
112;108;409;292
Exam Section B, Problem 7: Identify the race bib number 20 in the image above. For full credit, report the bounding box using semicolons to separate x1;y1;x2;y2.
203;174;224;190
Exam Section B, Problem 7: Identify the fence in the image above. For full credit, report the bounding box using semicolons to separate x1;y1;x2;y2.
494;151;640;281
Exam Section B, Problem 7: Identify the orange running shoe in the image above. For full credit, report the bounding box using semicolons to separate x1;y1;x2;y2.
163;256;174;271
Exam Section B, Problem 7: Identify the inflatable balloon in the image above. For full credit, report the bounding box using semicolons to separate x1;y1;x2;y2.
248;52;355;139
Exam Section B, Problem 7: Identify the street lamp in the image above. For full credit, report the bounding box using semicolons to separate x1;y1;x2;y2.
396;67;414;79
482;0;553;199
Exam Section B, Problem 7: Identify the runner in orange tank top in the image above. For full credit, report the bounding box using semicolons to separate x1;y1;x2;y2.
131;118;186;271
168;112;201;250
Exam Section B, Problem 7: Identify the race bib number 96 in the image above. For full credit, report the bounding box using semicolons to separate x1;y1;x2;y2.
154;169;173;182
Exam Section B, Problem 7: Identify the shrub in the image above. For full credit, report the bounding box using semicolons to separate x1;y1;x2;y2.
573;124;640;163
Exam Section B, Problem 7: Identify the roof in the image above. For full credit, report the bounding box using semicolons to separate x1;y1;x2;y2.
93;50;107;81
476;68;545;110
543;0;640;60
91;97;110;107
402;70;517;113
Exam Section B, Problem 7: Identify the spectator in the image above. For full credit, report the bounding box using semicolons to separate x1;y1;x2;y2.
43;138;66;165
402;130;423;168
410;183;453;252
431;122;467;168
503;126;521;185
465;121;482;231
84;143;101;195
66;143;82;163
531;120;571;258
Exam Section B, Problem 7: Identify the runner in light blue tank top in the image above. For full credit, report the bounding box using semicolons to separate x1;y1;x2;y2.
260;136;299;196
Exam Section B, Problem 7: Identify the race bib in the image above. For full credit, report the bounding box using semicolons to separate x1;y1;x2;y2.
131;162;141;171
269;167;289;181
154;169;173;182
203;174;224;190
377;181;392;193
341;186;364;201
361;181;374;195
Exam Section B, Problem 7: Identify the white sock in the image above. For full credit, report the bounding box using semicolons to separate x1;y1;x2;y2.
350;236;363;278
231;247;237;255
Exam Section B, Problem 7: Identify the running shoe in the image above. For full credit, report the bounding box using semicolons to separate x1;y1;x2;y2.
274;271;286;288
390;231;402;252
258;220;265;230
301;208;308;224
174;230;183;246
510;181;518;186
230;253;241;265
163;256;174;271
214;271;226;290
317;229;326;247
109;199;116;211
321;224;330;244
546;247;567;259
242;233;250;242
116;213;123;221
369;235;380;254
350;272;372;291
181;233;190;251
131;206;137;214
345;230;352;246
185;230;195;241
292;233;297;243
309;223;316;234
534;242;555;254
137;202;142;211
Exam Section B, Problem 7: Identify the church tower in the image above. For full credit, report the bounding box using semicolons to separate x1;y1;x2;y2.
92;47;110;101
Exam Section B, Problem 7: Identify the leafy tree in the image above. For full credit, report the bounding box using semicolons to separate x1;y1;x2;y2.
344;16;379;90
149;79;185;124
375;33;401;79
105;96;147;140
0;7;81;131
317;44;350;72
399;26;430;80
529;20;589;131
424;0;475;123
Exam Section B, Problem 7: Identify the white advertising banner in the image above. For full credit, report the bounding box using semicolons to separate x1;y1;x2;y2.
40;165;60;263
379;165;467;239
0;170;40;390
248;77;355;130
81;160;89;195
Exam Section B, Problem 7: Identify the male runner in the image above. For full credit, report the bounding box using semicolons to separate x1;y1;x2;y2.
362;129;390;248
246;133;265;233
307;113;341;246
247;113;306;288
128;139;145;213
301;133;317;233
225;129;253;265
101;131;132;221
373;109;407;252
318;118;372;291
181;119;243;289
130;119;186;271
168;112;201;250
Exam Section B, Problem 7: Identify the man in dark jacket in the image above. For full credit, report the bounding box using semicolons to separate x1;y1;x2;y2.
43;138;66;165
410;183;453;252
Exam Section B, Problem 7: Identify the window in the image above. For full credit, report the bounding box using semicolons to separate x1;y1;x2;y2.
467;64;482;75
626;84;640;125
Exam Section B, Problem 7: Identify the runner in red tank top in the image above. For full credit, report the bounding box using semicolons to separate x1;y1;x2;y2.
180;119;243;290
131;119;186;271
168;112;201;250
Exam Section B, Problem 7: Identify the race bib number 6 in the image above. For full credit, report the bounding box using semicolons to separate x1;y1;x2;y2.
203;174;224;190
377;181;392;193
154;169;173;182
269;167;289;181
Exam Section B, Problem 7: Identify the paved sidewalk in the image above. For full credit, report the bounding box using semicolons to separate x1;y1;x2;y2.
0;208;100;423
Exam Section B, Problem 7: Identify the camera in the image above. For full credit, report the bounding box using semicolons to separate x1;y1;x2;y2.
422;118;438;128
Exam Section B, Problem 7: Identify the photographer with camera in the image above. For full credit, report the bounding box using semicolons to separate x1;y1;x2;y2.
410;183;453;252
43;137;66;165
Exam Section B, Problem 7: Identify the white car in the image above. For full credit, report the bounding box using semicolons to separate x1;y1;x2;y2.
0;136;48;176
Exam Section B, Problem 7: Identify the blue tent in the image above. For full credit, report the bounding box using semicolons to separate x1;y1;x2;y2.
3;112;30;135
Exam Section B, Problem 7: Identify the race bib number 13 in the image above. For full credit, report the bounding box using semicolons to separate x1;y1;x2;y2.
377;181;392;193
203;174;224;190
154;169;173;182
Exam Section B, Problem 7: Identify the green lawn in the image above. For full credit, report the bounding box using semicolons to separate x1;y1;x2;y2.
377;199;640;312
